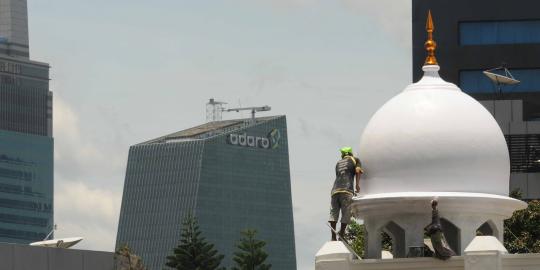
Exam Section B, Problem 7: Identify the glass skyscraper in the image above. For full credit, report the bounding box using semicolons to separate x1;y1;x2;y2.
0;0;53;243
116;116;296;270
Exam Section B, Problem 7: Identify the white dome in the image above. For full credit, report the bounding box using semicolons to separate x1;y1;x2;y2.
358;65;510;196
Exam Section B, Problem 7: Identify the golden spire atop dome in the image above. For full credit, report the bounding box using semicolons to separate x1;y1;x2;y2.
424;10;438;66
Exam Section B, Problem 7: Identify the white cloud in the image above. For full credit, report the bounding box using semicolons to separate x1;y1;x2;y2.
53;96;126;187
53;97;125;251
54;179;121;251
54;97;103;165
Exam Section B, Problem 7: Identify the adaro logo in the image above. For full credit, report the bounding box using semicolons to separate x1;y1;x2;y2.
227;129;281;149
267;128;281;149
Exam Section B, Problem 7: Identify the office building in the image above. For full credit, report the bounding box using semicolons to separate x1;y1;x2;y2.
0;0;53;243
413;0;540;199
116;116;296;270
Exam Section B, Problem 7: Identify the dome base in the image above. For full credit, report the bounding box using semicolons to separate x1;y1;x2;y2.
351;192;526;259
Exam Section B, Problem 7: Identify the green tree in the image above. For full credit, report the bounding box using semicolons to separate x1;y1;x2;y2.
165;215;225;270
231;229;271;270
504;189;540;253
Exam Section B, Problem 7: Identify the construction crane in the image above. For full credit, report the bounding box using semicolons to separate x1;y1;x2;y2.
225;105;271;123
205;98;271;123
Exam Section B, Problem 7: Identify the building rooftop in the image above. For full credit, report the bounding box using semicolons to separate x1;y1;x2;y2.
140;115;282;145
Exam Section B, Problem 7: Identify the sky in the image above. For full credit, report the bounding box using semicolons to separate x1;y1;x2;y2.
28;1;412;269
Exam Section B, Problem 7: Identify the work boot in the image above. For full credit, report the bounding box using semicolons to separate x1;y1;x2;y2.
339;223;347;241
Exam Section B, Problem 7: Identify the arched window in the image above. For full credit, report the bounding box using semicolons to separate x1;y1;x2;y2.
440;218;460;255
383;221;406;258
477;220;498;237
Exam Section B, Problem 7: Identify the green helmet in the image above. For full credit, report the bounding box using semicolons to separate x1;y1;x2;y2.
340;147;353;156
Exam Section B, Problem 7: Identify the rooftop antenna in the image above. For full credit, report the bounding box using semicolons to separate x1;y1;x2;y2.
483;65;520;98
43;223;57;241
206;98;227;122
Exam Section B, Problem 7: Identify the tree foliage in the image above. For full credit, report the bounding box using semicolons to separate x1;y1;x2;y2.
114;244;146;270
344;220;365;258
231;229;271;270
165;215;225;270
504;189;540;253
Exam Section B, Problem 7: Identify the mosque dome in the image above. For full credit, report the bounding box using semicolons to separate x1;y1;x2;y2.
349;11;525;261
358;64;509;196
358;11;510;197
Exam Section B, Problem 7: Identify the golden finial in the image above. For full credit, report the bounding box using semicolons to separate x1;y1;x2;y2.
424;10;438;66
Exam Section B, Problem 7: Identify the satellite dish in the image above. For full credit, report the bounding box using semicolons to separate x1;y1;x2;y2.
484;66;519;85
483;66;520;98
30;237;83;248
483;70;520;85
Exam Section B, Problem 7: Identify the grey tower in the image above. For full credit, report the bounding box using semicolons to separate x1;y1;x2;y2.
0;0;29;57
0;0;53;244
116;116;296;270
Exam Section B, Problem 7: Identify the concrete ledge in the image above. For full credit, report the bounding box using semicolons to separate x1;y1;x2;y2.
351;256;464;270
314;249;540;270
0;242;113;270
502;253;540;270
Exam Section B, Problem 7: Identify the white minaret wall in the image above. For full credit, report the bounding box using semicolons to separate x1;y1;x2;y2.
0;0;29;46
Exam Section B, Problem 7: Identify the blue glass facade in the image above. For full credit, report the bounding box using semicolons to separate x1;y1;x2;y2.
460;69;540;94
116;116;296;270
460;20;540;45
0;130;53;243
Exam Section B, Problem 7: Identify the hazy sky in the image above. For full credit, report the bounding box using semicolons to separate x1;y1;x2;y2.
28;1;412;269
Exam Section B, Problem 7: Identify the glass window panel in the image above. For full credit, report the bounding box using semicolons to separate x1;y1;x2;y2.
460;20;540;45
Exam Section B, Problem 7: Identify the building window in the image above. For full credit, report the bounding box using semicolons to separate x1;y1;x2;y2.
506;134;540;173
460;20;540;45
459;69;540;94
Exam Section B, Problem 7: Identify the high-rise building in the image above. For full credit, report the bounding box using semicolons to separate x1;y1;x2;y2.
0;0;30;58
0;0;53;243
413;0;540;199
116;116;296;270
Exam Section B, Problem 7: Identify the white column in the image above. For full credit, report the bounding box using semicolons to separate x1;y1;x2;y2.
493;219;504;242
393;214;429;257
364;219;383;259
403;222;425;251
446;215;485;254
460;226;477;255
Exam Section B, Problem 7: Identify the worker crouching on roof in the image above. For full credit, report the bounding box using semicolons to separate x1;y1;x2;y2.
329;147;364;241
